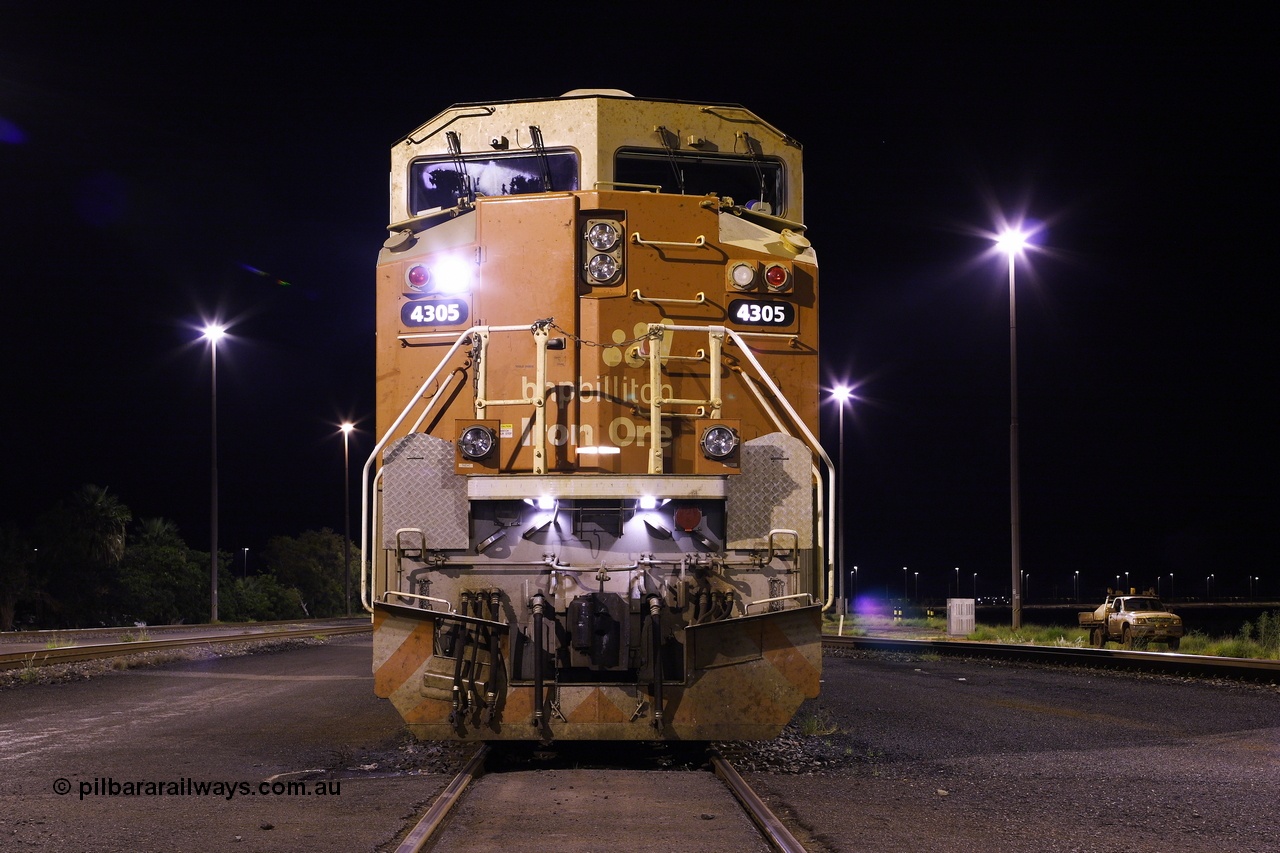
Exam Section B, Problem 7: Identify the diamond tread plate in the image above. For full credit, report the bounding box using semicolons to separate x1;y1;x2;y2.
381;433;469;549
726;432;814;548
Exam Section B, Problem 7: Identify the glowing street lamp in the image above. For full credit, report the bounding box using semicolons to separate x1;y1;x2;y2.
830;385;854;614
995;227;1028;629
201;323;226;622
340;421;355;616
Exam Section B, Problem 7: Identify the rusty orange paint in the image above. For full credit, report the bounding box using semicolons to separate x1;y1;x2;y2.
373;617;434;698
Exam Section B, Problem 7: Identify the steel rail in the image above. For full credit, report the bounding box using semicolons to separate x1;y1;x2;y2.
395;745;489;853
825;635;1280;683
0;623;371;672
710;747;808;853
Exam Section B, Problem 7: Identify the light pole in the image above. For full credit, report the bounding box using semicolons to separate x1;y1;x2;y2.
1074;570;1079;602
202;323;225;622
340;422;354;617
996;228;1028;629
973;572;978;600
851;566;858;605
1169;573;1174;599
242;547;248;577
955;567;960;598
831;386;853;615
903;567;908;601
914;571;919;602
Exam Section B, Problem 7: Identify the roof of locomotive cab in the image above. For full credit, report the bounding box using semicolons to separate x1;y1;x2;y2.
393;91;775;148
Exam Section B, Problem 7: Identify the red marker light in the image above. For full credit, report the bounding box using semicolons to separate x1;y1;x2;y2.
406;265;430;290
764;264;791;292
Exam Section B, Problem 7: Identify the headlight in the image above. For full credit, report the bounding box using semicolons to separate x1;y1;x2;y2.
700;425;739;459
587;222;619;251
587;253;619;283
458;425;495;460
581;217;624;286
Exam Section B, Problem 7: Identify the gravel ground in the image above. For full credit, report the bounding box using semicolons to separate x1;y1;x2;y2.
7;640;1275;851
722;648;1280;852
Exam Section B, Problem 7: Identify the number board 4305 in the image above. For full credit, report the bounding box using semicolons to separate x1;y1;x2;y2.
401;299;470;327
727;299;795;328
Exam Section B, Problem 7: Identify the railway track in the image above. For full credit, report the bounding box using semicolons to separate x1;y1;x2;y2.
395;744;807;853
825;634;1280;682
0;619;371;671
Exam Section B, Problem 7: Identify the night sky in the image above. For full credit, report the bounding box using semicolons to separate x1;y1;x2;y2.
2;6;1273;602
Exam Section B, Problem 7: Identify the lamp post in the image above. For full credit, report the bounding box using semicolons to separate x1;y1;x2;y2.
955;567;960;598
1169;573;1174;599
973;572;978;600
242;547;248;577
340;422;354;617
851;566;858;605
1074;570;1079;603
201;323;226;622
831;386;853;614
996;228;1028;629
903;567;908;601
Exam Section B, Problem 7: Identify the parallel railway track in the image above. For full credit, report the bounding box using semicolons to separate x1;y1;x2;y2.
825;634;1280;682
0;620;371;671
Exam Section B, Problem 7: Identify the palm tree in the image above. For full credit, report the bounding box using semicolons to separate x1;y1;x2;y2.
75;484;132;565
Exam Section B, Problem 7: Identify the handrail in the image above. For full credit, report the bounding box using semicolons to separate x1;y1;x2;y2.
631;289;706;306
360;329;474;612
381;591;456;612
643;323;837;613
361;323;556;610
631;233;707;250
745;593;814;613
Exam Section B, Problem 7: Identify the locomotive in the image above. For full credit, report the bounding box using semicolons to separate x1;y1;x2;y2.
362;91;834;741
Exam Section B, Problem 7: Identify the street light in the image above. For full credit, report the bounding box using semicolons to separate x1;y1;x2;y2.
1074;570;1079;602
973;572;978;600
914;571;919;602
242;547;249;577
340;421;355;617
954;567;960;598
831;385;854;614
996;227;1028;629
201;323;226;622
851;566;858;605
903;567;908;601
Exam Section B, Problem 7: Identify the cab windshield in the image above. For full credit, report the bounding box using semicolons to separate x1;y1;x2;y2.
1124;598;1165;612
408;150;580;215
615;149;785;215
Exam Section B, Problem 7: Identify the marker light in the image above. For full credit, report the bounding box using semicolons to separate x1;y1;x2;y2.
729;262;757;291
537;495;556;510
764;263;792;292
406;264;430;291
638;496;658;510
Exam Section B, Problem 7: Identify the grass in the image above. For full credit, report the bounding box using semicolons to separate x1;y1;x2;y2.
795;708;839;736
43;635;75;650
118;628;151;643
